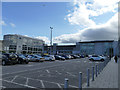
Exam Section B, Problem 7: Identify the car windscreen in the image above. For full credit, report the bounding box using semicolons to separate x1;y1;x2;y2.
19;55;26;58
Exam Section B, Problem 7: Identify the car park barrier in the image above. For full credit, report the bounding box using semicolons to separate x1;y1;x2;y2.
79;72;82;90
92;66;94;81
64;78;69;89
87;68;90;87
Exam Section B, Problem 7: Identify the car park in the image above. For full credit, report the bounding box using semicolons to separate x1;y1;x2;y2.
2;53;18;66
17;54;29;64
89;55;105;61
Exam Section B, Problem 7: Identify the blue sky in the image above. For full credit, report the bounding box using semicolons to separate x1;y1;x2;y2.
2;2;78;38
1;0;118;44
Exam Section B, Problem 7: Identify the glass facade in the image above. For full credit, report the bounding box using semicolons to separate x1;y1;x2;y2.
104;42;113;56
80;43;94;55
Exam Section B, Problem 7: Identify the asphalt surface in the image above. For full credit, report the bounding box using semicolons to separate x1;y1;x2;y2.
1;58;104;89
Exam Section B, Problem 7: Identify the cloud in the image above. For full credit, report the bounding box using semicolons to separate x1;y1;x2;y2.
54;13;118;43
36;36;50;44
66;0;118;27
10;23;16;27
0;20;6;26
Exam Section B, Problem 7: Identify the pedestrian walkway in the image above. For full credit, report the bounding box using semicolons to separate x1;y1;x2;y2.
84;58;118;88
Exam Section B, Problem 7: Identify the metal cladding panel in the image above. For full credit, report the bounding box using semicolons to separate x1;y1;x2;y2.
94;43;103;55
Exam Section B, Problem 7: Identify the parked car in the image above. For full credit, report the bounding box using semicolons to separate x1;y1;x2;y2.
60;55;69;60
68;55;74;59
28;55;44;62
71;55;80;59
80;55;85;58
43;55;55;61
2;53;18;65
89;55;105;61
17;54;29;64
54;55;65;60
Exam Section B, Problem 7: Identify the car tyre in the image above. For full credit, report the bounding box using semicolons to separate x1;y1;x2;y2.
91;58;94;61
26;61;29;64
101;59;104;61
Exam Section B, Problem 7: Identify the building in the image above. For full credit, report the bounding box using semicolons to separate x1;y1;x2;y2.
3;34;45;54
74;40;118;56
44;40;118;56
0;40;2;52
44;43;76;55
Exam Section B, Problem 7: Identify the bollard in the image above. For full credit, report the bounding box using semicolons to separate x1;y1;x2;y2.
64;78;69;89
92;66;94;81
87;68;90;87
79;72;82;90
98;64;100;74
95;65;97;77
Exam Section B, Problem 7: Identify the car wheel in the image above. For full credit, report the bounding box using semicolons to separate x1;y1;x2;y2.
101;59;104;61
2;61;6;66
26;61;29;64
91;59;94;61
18;60;21;64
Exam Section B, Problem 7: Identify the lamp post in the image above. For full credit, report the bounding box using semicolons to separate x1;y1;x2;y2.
50;27;53;55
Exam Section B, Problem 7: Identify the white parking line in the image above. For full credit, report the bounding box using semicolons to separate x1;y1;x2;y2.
25;78;29;86
84;61;87;63
18;76;78;88
46;70;50;74
0;79;37;89
66;72;76;77
11;75;18;82
56;71;62;75
40;80;45;88
57;83;62;89
2;64;64;76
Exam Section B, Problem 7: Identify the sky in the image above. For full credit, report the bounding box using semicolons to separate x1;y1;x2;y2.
0;0;119;44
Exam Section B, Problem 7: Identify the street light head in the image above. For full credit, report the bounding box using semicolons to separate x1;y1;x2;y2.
50;27;53;29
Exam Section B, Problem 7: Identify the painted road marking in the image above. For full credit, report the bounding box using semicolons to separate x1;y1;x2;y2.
2;64;65;76
56;71;62;75
46;70;50;74
19;76;78;88
40;80;45;88
57;83;62;89
11;75;18;82
66;72;76;77
0;79;37;89
25;78;29;86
